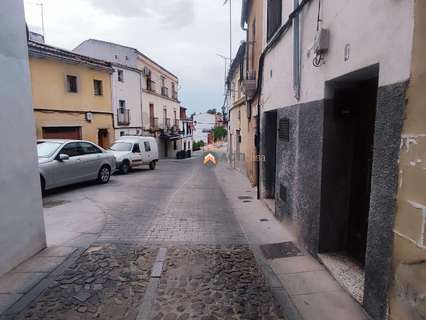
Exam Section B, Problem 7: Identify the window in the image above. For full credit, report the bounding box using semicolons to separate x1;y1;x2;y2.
173;140;177;150
120;131;125;136
94;80;103;96
114;54;118;60
119;100;126;110
66;75;78;93
60;142;83;157
267;0;282;41
161;76;165;87
81;142;102;154
144;141;151;152
118;70;124;82
132;144;141;153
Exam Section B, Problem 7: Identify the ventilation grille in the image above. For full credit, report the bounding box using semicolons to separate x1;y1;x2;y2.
279;118;290;141
280;184;287;202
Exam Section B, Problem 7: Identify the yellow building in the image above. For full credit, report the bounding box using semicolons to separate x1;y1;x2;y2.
28;40;114;148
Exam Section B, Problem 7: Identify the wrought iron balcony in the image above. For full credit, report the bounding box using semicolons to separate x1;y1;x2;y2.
150;117;159;130
161;86;169;97
242;71;257;100
117;108;130;126
163;118;171;129
147;79;156;92
172;90;178;100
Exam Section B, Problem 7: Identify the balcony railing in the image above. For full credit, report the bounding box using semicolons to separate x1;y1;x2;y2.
174;119;180;128
163;118;171;129
161;86;169;97
172;90;178;100
117;108;130;126
150;117;159;130
147;79;156;92
242;71;257;100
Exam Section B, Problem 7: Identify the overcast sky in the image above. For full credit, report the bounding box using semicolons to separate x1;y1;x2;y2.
24;0;245;114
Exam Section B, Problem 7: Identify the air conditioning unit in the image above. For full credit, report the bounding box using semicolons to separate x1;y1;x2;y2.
143;67;151;77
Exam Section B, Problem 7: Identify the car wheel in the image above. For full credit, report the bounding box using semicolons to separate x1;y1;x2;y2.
98;165;111;184
149;161;156;170
40;175;46;195
120;161;130;174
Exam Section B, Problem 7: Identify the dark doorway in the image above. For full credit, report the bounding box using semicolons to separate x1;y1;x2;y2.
320;67;378;265
98;129;109;149
263;111;277;199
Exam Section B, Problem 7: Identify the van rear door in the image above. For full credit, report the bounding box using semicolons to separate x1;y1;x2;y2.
142;140;152;163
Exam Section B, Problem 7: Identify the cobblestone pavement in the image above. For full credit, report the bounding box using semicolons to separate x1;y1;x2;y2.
153;245;284;320
14;244;157;320
10;157;284;319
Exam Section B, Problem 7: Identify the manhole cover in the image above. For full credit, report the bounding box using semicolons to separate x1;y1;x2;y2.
238;196;253;200
260;218;269;222
260;242;303;260
43;200;70;208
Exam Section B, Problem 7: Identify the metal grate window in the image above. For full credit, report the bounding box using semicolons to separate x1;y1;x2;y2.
279;118;290;141
280;184;287;202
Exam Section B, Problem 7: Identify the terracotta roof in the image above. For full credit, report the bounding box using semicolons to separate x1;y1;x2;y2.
28;40;113;72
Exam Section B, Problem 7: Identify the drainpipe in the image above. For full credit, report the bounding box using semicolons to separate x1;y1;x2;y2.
293;0;301;100
139;71;144;134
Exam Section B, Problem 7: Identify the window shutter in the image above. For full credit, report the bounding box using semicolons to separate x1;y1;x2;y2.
267;0;282;41
279;118;290;141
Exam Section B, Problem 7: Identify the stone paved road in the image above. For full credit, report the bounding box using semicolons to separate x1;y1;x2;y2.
10;155;284;320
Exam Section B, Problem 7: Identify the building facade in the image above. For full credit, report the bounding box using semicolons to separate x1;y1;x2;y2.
227;43;248;173
74;39;182;158
29;40;114;148
179;107;194;153
244;0;426;319
193;113;216;145
0;0;46;277
239;0;264;186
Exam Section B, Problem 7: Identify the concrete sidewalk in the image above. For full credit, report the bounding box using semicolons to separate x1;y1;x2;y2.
215;161;370;320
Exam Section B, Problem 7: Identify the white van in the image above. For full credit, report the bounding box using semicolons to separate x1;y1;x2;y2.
108;136;159;174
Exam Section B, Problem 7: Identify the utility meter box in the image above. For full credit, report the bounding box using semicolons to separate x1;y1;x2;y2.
314;28;330;54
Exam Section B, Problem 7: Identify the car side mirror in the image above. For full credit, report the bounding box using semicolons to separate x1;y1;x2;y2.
58;154;70;161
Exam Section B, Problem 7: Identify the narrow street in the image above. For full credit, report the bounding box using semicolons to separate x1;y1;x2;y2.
10;154;285;320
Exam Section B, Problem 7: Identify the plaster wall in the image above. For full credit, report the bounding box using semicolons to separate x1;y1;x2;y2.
111;66;143;133
389;1;426;319
0;0;46;276
29;58;112;113
261;0;414;111
141;91;181;131
34;111;114;147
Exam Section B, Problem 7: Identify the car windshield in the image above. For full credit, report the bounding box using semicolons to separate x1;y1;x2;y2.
37;141;62;158
109;142;133;152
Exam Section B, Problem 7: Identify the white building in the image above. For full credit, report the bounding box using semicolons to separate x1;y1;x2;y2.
0;0;46;276
74;39;182;158
193;113;216;144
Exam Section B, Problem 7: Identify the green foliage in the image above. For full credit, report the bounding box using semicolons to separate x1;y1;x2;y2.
192;140;205;150
212;127;227;141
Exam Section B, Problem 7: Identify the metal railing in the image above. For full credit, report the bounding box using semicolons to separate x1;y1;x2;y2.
161;86;169;97
117;108;130;125
150;117;159;130
147;79;156;92
172;90;178;100
163;118;171;129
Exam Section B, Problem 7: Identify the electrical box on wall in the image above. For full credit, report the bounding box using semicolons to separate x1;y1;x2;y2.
85;112;93;122
314;28;330;55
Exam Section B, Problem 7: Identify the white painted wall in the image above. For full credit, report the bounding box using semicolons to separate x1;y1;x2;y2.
111;66;143;139
193;113;216;144
0;0;46;276
262;0;415;110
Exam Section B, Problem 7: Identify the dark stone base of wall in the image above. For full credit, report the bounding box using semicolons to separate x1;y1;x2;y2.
259;81;408;320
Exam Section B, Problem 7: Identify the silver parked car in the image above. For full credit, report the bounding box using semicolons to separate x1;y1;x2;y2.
37;140;116;193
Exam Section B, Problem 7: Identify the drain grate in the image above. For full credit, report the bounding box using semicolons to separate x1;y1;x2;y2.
243;200;252;203
260;218;269;222
260;242;303;260
238;196;253;200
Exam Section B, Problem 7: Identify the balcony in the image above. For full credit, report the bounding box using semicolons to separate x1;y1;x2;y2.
117;108;130;126
174;119;180;128
161;86;169;97
242;71;257;100
172;90;178;100
163;118;171;129
150;117;159;130
147;79;156;93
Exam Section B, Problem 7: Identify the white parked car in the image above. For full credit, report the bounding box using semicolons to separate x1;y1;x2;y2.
108;136;159;174
37;140;116;193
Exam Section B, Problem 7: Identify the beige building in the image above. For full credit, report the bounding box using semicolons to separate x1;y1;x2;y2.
29;40;114;148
